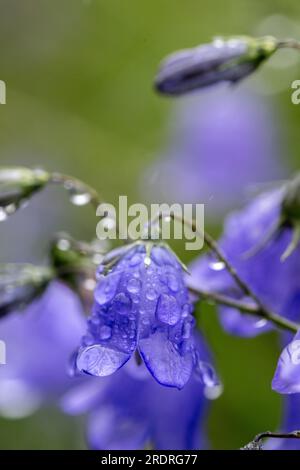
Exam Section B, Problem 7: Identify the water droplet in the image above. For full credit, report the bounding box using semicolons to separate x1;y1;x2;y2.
113;292;132;315
57;239;71;251
70;192;91;206
209;261;225;271
127;278;141;294
82;334;94;346
76;344;130;376
146;288;157;301
156;294;181;325
0;208;8;221
129;254;141;267
213;37;225;48
83;278;96;291
182;303;192;318
144;256;151;267
254;319;268;329
94;274;120;305
91;315;100;325
196;361;220;389
5;203;17;215
289;340;300;365
99;325;112;340
182;318;193;339
204;383;223;400
167;274;179;292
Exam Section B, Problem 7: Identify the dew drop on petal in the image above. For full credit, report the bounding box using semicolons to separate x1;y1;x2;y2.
204;383;224;400
167;274;179;293
254;319;268;329
127;278;141;294
195;360;220;389
94;274;119;305
113;292;132;315
146;288;157;301
76;344;130;377
182;318;194;339
289;340;300;365
99;325;112;340
209;261;225;271
182;303;192;318
129;254;142;267
156;294;181;325
144;256;151;267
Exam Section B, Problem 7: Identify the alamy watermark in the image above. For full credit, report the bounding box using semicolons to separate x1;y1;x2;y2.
96;196;205;251
0;340;6;365
0;80;6;104
291;80;300;104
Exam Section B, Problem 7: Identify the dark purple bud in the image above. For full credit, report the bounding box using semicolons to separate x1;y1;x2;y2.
155;36;278;95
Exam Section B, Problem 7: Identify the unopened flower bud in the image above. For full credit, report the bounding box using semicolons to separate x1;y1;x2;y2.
0;167;50;219
155;36;278;95
0;264;53;318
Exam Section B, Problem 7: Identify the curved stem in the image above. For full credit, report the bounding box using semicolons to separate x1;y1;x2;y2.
254;430;300;442
188;286;258;314
50;172;102;210
277;39;300;51
189;285;299;333
242;430;300;450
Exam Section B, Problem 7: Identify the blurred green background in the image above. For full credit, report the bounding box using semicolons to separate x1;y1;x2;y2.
0;0;300;449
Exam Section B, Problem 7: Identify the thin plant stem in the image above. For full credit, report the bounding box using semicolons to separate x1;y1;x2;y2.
254;430;300;442
50;172;102;210
189;285;299;334
277;38;300;51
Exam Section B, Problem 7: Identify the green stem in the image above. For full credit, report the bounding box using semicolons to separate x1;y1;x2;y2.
50;172;102;210
189;285;299;333
277;39;300;51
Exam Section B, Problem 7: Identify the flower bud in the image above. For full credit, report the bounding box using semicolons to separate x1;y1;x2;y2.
155;36;278;95
0;167;50;219
0;264;53;318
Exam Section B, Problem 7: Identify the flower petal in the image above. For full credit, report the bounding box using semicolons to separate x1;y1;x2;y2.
88;406;149;450
139;330;193;389
272;332;300;394
76;345;130;377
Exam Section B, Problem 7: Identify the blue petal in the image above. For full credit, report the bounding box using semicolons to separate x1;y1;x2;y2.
88;406;149;450
219;305;271;338
272;330;300;394
76;344;130;377
139;330;193;389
